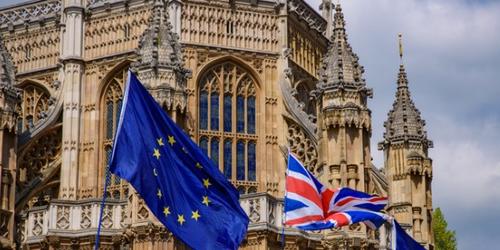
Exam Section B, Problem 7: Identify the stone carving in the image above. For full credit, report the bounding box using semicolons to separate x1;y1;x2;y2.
32;212;44;236
17;125;62;189
287;122;318;173
288;0;327;33
0;0;61;25
133;0;190;113
80;205;92;229
248;198;261;223
17;85;50;133
102;205;113;229
56;206;70;230
279;67;317;143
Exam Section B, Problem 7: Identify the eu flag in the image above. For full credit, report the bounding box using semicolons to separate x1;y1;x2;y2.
109;71;249;249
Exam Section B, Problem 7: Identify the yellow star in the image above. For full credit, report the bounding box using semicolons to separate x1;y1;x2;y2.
157;137;164;146
153;148;161;159
163;207;171;217
153;168;158;176
191;210;201;221
168;135;176;146
202;178;211;188
177;214;185;225
157;189;162;198
196;163;202;169
202;196;211;206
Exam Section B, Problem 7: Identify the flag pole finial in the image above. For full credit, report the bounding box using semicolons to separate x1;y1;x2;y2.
398;33;404;64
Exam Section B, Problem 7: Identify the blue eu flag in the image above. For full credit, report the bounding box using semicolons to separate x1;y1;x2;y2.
109;71;249;249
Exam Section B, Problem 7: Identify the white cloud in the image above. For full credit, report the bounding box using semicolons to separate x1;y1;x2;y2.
305;0;500;249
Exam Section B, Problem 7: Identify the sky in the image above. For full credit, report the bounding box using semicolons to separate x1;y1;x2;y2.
1;0;500;249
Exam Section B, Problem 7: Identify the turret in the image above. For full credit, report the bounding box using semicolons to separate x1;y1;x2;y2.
379;34;434;248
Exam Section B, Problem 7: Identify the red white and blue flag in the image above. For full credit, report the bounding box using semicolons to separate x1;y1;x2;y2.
284;152;390;230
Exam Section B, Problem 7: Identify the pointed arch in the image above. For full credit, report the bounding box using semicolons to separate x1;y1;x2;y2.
97;61;131;200
16;80;52;133
196;58;260;194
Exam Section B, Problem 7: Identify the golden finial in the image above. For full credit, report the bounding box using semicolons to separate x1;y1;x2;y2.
398;33;404;63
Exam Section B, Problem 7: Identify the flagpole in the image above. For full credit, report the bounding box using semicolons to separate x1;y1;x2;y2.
94;171;111;250
281;148;290;249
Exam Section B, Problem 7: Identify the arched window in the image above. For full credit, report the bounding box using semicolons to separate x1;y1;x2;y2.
17;84;50;133
100;67;128;200
197;62;258;193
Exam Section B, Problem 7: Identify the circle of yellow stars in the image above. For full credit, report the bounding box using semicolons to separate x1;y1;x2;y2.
152;135;213;226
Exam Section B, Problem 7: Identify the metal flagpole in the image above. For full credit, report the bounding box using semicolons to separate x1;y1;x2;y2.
281;148;290;249
94;170;111;250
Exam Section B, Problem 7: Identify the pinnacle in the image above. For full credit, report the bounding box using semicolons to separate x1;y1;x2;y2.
318;3;369;93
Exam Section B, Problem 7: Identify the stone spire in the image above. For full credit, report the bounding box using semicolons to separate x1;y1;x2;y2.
379;35;432;148
133;0;190;113
318;4;371;96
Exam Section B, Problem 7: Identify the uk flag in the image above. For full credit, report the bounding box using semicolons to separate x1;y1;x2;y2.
284;152;390;230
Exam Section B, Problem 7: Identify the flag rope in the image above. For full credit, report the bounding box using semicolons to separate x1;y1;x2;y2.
94;169;111;250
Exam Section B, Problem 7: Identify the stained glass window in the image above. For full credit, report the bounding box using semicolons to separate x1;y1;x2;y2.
210;93;219;130
224;140;232;178
236;96;244;133
224;95;232;132
200;137;208;155
197;62;259;193
210;138;219;166
236;140;245;180
115;99;122;132
247;96;255;134
106;101;113;139
200;92;208;130
248;141;256;181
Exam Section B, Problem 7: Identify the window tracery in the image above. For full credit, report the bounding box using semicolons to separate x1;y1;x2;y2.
198;62;258;194
17;84;50;133
100;67;128;200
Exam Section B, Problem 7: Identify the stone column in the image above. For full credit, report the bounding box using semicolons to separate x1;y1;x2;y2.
59;0;85;199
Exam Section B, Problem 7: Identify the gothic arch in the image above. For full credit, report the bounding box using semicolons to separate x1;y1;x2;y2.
195;56;262;87
96;60;132;101
16;80;52;133
97;62;130;200
195;59;260;194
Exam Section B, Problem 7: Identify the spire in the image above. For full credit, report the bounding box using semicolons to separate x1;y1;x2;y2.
132;0;191;112
133;0;186;76
0;38;16;87
318;3;371;96
380;35;432;148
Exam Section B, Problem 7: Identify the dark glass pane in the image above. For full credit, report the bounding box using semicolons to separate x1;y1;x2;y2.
199;92;208;130
27;116;33;129
247;96;255;134
224;95;232;132
17;118;23;132
115;99;122;133
236;96;244;133
106;101;113;139
237;186;246;195
236;140;245;181
105;146;112;181
248;141;256;181
223;140;232;178
200;137;208;156
210;93;219;130
210;138;219;167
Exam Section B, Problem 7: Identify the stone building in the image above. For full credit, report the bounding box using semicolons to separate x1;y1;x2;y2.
0;0;434;249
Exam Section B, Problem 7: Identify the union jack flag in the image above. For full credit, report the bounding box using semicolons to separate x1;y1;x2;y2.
284;152;390;230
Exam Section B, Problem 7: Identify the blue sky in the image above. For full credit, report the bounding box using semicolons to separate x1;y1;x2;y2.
2;0;500;249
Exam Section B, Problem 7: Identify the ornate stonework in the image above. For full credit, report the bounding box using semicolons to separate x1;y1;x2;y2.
0;0;434;249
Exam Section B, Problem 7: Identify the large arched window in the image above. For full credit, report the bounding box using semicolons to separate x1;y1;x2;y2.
198;62;258;194
100;67;128;200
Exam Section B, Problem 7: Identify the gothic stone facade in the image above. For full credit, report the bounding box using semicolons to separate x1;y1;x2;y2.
0;0;434;249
